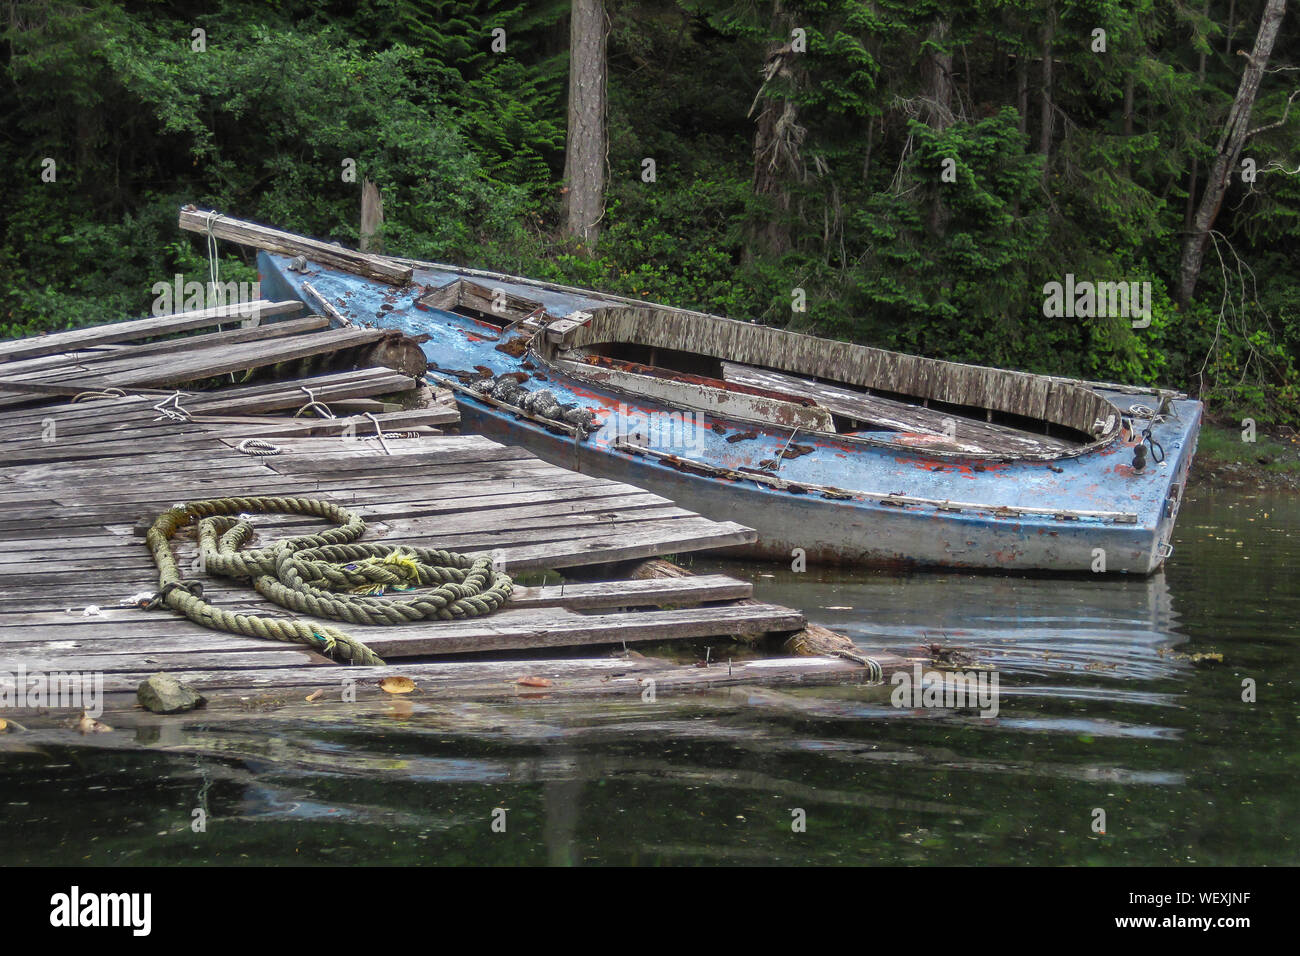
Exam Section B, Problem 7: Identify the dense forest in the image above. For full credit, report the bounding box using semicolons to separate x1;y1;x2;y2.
2;1;1298;424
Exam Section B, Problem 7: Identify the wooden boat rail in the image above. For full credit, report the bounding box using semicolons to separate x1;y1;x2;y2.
379;248;1187;401
549;353;837;434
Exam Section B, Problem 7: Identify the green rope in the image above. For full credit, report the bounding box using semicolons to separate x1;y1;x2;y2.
144;496;513;666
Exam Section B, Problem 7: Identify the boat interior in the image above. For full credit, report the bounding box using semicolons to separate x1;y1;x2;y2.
421;278;1126;460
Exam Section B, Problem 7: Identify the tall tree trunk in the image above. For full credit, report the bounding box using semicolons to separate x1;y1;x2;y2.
1013;48;1028;217
1016;51;1029;136
1175;0;1287;305
1121;74;1134;177
749;2;803;259
1184;2;1210;233
923;18;954;236
1039;5;1055;184
862;118;874;183
561;0;607;246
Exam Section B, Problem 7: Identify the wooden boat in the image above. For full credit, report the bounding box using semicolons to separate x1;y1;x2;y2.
249;230;1201;576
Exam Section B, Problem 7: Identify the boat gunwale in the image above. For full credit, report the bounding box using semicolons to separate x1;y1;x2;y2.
397;267;1161;465
384;252;1189;401
522;337;1128;465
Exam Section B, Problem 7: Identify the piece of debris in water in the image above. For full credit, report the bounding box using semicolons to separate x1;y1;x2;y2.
75;711;112;733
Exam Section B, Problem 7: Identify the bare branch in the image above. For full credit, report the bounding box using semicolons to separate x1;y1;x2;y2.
1246;88;1300;137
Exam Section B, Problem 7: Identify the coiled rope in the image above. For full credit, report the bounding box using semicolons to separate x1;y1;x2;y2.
235;438;281;457
144;496;513;666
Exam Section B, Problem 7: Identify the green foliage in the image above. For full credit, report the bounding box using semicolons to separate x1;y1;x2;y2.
1;0;1297;422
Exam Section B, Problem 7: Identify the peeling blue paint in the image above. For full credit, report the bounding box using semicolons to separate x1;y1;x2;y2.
259;251;1201;574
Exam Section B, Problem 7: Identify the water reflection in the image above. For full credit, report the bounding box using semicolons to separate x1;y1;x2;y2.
703;563;1189;684
1;489;1296;865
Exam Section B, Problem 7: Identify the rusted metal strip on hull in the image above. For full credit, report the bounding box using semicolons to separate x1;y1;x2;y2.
462;405;1162;574
612;440;1140;524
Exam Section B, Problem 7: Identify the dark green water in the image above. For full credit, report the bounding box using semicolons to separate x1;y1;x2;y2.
2;488;1296;865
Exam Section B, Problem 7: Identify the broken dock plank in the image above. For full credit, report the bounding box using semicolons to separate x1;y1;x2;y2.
0;299;304;364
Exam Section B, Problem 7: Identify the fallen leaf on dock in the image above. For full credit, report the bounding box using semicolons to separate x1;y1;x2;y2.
305;689;324;702
379;676;417;694
515;676;552;688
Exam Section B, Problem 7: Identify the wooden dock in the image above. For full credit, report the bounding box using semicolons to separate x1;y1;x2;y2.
0;307;901;732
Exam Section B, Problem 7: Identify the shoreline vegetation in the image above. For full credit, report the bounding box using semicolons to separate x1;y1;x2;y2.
2;2;1297;434
1192;421;1300;492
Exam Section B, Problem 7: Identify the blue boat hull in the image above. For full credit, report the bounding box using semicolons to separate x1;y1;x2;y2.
460;401;1195;574
258;251;1202;575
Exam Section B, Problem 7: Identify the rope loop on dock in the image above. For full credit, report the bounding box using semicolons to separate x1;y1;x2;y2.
235;438;282;457
72;387;127;403
144;496;514;666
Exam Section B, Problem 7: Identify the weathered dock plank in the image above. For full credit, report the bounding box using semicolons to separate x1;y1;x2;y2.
0;300;304;363
0;300;891;732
